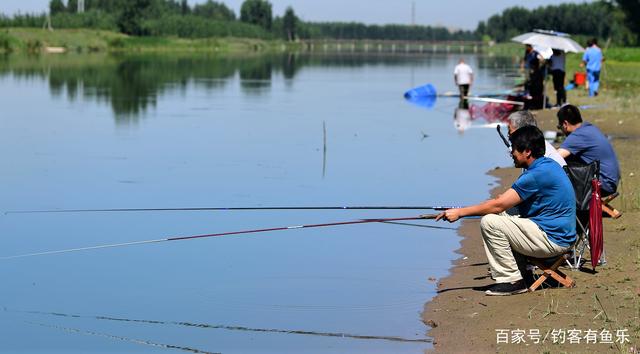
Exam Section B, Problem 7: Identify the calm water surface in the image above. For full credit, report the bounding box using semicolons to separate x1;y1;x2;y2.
0;52;514;353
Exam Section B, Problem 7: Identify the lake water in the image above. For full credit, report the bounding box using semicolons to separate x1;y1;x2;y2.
0;52;514;353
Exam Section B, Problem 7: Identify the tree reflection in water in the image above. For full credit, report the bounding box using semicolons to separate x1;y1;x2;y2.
0;52;502;124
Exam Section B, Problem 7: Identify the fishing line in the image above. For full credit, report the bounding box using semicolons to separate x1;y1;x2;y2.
5;206;457;215
1;214;440;260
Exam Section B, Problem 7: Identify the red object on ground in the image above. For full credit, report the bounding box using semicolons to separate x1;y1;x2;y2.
589;178;603;269
574;72;586;86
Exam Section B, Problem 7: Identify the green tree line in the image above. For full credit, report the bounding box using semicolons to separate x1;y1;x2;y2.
476;1;638;45
0;0;638;45
0;0;476;41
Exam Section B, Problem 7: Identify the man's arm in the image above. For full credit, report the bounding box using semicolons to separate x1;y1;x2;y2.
557;148;571;159
436;188;522;222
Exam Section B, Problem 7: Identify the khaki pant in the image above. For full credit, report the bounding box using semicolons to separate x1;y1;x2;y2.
480;213;569;283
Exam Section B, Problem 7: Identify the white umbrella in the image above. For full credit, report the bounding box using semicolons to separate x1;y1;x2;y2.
533;45;553;59
512;29;584;53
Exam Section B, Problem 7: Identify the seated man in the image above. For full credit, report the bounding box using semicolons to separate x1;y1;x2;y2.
507;110;566;167
437;126;576;296
557;105;620;196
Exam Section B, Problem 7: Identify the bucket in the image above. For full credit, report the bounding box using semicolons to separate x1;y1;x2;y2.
404;83;436;99
574;72;586;86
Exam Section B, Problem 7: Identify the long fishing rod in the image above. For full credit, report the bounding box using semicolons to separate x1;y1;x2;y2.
496;125;511;148
463;96;525;106
1;214;439;260
5;205;457;215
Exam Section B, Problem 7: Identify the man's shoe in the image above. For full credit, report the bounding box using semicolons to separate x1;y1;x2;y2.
485;280;527;296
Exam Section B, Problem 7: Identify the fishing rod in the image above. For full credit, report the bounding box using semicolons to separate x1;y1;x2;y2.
496;125;511;148
463;96;525;106
1;214;439;260
5;205;458;215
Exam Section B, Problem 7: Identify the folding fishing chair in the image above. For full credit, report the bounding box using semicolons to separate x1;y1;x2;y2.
526;252;575;292
563;160;604;270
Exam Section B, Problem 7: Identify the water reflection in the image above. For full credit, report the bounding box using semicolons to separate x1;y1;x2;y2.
453;105;471;132
453;97;516;133
0;53;437;124
239;59;272;92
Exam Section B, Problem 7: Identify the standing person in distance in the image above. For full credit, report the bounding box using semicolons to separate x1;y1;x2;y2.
549;49;566;106
582;38;605;97
522;44;545;109
454;58;474;98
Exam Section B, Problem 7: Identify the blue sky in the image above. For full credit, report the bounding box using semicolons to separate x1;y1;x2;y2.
1;0;592;30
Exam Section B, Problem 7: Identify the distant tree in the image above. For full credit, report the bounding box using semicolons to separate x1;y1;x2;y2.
477;3;626;43
193;0;235;21
90;0;123;12
49;0;66;15
117;0;152;35
616;0;640;43
180;0;190;15
475;20;486;37
67;0;78;13
282;6;296;41
240;0;272;30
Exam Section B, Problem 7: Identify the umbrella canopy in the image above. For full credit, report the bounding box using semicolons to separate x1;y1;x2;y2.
533;45;553;59
512;30;584;53
589;178;604;269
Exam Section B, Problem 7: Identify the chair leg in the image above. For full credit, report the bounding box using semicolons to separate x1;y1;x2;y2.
599;248;607;266
602;192;619;204
602;202;622;219
528;255;575;292
602;192;622;219
566;233;588;270
528;273;548;292
546;268;575;288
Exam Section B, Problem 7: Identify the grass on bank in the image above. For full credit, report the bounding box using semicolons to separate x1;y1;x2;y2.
487;42;640;63
0;27;300;54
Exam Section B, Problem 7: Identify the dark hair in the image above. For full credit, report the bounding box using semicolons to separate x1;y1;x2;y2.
591;38;598;46
557;104;583;125
509;125;545;158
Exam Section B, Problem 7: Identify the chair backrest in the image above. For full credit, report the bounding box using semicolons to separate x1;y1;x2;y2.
564;160;600;212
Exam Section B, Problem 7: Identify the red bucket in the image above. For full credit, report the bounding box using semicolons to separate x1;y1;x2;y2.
574;72;586;86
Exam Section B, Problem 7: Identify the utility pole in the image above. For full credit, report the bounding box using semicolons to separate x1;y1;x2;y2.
78;0;85;13
411;1;415;26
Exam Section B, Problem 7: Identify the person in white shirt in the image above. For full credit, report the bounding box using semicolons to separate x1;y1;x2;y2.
453;58;473;98
507;110;566;167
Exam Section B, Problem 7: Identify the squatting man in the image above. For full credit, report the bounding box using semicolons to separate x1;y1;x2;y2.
436;126;576;296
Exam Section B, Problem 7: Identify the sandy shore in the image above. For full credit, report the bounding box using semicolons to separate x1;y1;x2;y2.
421;105;639;353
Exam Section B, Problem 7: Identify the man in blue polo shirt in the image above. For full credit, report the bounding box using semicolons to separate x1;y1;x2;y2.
437;126;576;295
582;38;605;97
557;104;620;196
